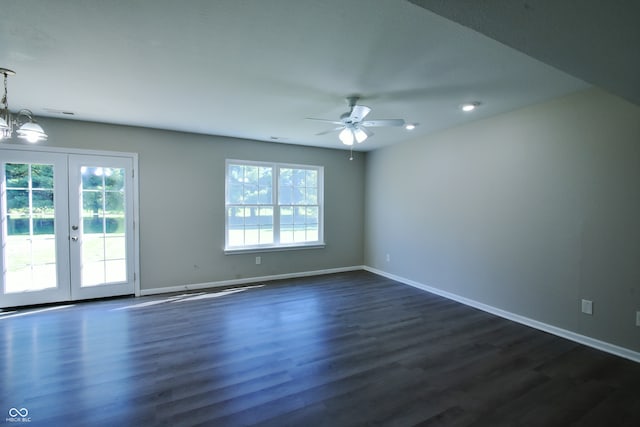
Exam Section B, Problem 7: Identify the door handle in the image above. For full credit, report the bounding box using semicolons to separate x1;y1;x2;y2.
71;236;79;241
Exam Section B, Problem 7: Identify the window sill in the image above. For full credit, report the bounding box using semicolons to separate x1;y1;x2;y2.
224;243;326;255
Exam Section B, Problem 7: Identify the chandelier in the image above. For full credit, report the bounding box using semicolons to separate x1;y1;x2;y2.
0;68;48;143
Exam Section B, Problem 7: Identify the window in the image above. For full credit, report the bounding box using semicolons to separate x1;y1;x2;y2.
225;160;324;251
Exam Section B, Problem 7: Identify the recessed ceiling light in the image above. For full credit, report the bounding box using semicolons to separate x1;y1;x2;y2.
405;123;416;130
461;102;480;112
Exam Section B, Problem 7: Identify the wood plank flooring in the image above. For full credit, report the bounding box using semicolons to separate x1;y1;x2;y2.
1;271;639;426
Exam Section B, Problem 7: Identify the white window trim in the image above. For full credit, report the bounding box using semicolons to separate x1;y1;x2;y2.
224;159;325;254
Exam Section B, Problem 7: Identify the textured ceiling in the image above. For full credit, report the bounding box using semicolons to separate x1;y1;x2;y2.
0;0;595;151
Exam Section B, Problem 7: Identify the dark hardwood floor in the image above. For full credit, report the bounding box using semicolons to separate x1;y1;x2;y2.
1;271;639;426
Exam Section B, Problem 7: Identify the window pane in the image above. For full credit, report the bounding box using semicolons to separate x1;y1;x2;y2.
104;168;125;191
278;185;292;205
243;184;258;204
279;168;292;186
7;189;29;214
306;170;317;187
259;227;273;245
105;190;125;214
294;228;306;242
306;188;318;204
257;187;272;205
280;206;293;224
31;190;54;235
227;207;244;247
105;235;126;260
228;164;244;183
294;207;307;224
228;183;244;203
82;167;105;190
33;216;55;235
245;226;259;245
105;192;125;234
293;169;306;186
258;207;273;226
280;225;294;244
81;233;107;286
306;206;319;224
259;167;272;186
293;187;306;205
244;166;259;185
31;164;54;189
306;226;319;241
105;259;127;283
5;163;29;188
32;189;54;211
83;191;104;234
228;206;243;226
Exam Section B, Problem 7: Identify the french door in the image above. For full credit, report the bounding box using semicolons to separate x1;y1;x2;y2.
0;148;137;308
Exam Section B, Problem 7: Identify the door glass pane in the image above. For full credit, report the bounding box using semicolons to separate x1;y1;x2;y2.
80;166;127;287
3;163;57;293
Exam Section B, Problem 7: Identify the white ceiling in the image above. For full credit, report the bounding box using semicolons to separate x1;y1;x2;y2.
0;0;597;151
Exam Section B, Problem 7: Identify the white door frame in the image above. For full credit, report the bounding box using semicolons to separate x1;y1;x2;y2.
0;144;140;308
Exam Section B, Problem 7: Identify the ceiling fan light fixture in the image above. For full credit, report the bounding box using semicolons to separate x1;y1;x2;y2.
354;128;368;144
338;127;354;145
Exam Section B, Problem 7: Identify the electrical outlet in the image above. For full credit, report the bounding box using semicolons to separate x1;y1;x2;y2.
636;311;640;327
255;256;261;265
386;254;391;262
581;299;593;315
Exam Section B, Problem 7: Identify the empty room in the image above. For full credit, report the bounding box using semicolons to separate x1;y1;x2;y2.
1;1;639;426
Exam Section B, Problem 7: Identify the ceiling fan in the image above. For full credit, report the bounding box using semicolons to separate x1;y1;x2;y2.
307;96;405;146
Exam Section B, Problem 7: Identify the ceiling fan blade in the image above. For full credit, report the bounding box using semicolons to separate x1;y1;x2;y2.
361;119;405;127
306;118;344;125
316;126;345;136
349;105;371;121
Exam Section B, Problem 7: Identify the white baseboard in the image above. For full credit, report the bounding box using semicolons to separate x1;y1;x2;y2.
140;265;364;296
364;266;640;364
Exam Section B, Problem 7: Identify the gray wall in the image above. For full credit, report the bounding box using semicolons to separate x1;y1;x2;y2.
365;88;640;352
33;118;365;291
